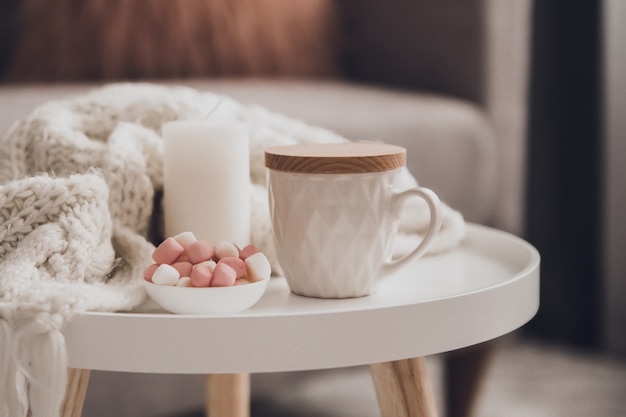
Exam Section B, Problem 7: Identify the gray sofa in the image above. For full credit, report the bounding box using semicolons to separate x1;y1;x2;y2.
0;1;532;416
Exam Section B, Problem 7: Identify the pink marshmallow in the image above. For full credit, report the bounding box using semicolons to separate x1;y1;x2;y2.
152;237;184;265
217;257;246;279
171;262;193;278
143;263;159;282
190;263;213;287
239;245;260;260
176;253;190;262
211;263;237;287
187;240;215;264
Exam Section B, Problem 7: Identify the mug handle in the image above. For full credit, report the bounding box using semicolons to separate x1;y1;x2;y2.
381;186;443;273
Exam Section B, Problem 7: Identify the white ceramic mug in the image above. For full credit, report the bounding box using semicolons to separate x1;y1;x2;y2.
266;143;442;298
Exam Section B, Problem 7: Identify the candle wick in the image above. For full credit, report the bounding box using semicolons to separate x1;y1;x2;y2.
204;97;224;120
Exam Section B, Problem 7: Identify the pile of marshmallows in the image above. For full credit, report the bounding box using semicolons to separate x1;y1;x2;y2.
144;232;271;287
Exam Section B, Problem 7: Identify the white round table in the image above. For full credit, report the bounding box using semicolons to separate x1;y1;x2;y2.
61;224;540;417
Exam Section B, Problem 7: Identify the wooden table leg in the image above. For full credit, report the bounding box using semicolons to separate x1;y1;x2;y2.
60;368;91;417
370;357;438;417
205;373;250;417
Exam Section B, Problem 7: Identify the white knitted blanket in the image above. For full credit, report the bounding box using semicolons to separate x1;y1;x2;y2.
0;83;466;416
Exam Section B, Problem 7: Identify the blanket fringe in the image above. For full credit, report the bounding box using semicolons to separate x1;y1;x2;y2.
1;312;26;417
1;311;67;417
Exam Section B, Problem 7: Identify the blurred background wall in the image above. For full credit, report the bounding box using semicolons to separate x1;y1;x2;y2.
526;0;625;356
601;0;626;356
525;0;602;348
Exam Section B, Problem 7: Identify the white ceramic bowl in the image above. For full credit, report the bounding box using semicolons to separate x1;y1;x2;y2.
142;278;270;315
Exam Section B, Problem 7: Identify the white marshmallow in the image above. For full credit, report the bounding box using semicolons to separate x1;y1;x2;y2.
215;240;239;259
245;252;271;282
173;231;197;249
176;277;192;287
152;264;180;286
197;260;217;271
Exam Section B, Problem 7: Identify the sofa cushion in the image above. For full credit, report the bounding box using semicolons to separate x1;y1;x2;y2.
0;79;497;223
181;79;498;223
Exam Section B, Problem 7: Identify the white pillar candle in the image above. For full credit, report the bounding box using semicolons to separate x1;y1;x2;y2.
162;121;250;247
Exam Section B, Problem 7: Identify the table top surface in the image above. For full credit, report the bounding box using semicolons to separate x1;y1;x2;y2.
63;224;540;374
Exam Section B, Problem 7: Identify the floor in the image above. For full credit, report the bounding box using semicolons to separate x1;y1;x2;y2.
246;336;626;417
206;341;626;417
83;336;626;417
471;338;626;417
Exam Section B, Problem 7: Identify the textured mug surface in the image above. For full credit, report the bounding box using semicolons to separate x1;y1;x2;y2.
268;168;437;298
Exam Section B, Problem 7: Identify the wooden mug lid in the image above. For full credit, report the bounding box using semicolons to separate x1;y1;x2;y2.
265;142;406;174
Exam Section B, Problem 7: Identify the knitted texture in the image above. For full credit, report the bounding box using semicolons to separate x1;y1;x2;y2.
0;83;466;416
